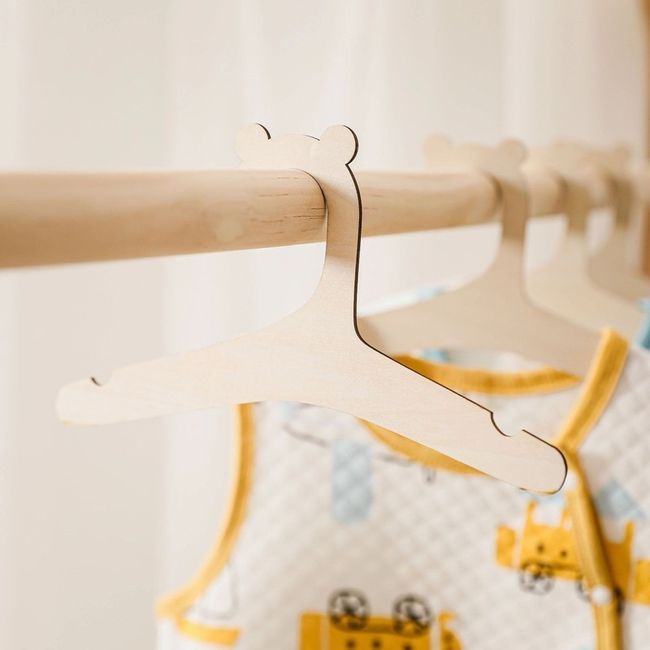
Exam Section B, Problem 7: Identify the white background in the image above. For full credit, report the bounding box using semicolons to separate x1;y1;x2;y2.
0;1;646;648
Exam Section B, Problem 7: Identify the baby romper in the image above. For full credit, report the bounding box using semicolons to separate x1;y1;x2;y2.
158;330;650;650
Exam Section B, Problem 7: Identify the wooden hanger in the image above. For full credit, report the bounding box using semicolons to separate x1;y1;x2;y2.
358;136;600;377
588;146;650;301
57;125;566;492
527;143;642;339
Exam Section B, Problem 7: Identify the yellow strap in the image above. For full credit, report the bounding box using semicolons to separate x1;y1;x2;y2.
551;332;628;650
556;330;628;650
549;332;628;650
565;454;622;650
594;605;622;650
553;330;629;454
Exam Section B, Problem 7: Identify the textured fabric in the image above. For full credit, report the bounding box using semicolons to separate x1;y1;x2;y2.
159;335;650;650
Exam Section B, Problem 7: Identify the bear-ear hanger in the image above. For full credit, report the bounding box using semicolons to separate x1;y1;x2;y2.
235;123;271;163
542;140;590;171
317;125;358;165
592;144;631;175
423;135;453;162
423;135;528;173
496;139;527;167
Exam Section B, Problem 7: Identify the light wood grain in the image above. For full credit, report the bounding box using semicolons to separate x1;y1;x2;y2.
57;125;567;493
0;165;609;268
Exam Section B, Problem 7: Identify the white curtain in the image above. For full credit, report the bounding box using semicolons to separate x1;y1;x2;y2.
0;2;645;648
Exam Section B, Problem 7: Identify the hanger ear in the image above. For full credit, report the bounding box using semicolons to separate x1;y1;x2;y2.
609;144;632;168
591;144;631;175
317;125;358;165
423;135;453;165
496;139;527;168
235;123;271;163
532;141;592;177
424;135;527;176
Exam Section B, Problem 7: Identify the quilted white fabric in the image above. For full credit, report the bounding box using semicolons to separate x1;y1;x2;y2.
161;343;650;650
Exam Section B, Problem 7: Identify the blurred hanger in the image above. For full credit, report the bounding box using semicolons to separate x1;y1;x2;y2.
588;146;650;301
57;124;565;492
527;142;642;339
358;136;600;378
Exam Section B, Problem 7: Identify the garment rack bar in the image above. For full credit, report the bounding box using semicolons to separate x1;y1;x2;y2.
0;166;611;268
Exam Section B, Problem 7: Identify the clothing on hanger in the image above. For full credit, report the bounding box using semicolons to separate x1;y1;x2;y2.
156;327;650;650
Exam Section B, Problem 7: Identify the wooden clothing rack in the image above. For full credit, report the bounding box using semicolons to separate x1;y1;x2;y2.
1;163;643;269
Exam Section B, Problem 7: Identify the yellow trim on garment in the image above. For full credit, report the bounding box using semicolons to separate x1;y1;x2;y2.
174;617;240;645
156;404;255;642
365;420;483;475
395;354;579;395
553;329;629;454
549;331;628;650
565;454;622;650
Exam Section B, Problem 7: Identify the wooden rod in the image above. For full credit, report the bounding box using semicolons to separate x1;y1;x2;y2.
0;166;609;268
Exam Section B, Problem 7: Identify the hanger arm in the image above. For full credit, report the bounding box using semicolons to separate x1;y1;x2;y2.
57;323;565;493
358;283;598;377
